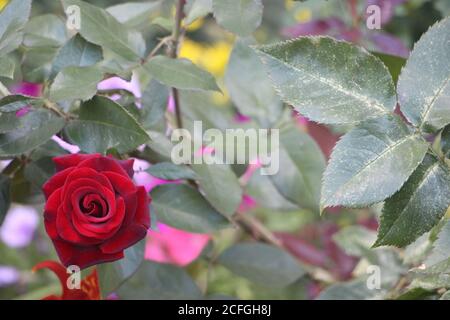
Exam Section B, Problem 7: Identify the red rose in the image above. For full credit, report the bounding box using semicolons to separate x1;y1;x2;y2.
43;154;150;269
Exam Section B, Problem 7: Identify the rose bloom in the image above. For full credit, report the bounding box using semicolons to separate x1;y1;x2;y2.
43;154;150;269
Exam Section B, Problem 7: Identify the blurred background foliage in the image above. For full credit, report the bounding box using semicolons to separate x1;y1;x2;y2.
1;0;450;300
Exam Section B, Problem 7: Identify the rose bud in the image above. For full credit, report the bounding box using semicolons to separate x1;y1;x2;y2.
42;154;150;269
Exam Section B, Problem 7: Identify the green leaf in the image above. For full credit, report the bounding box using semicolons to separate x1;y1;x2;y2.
372;51;406;84
212;0;263;36
185;0;212;25
116;261;203;300
425;220;450;267
23;140;68;188
435;0;450;16
218;243;305;288
270;122;325;212
22;46;59;83
397;17;450;132
410;258;450;290
0;109;65;157
225;40;282;126
140;79;169;130
333;225;377;257
106;1;161;28
151;184;229;233
0;0;32;55
0;55;15;79
246;170;298;211
146;162;197;180
98;239;145;297
192;163;243;217
144;56;220;92
0;95;39;113
374;155;450;247
255;37;396;124
49;66;103;102
51;34;103;79
317;278;385;300
0;174;11;226
65;96;150;154
24;158;55;188
321;114;428;209
23;14;67;48
62;0;144;63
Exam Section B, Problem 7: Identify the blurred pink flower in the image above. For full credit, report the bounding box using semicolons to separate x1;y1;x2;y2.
237;194;257;213
135;159;210;266
145;223;210;266
11;82;42;117
0;206;39;248
97;73;141;99
52;135;80;154
11;82;42;97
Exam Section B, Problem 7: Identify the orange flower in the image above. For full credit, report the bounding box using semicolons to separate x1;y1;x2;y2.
33;261;101;300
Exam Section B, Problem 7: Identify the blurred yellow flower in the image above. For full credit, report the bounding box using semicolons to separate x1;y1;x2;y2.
285;0;294;10
0;0;8;11
295;9;312;22
185;18;205;32
284;1;312;23
179;39;232;77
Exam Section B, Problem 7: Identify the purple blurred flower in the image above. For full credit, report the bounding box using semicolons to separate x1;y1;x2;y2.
369;31;409;58
0;266;19;287
282;1;409;58
282;17;346;38
0;206;39;248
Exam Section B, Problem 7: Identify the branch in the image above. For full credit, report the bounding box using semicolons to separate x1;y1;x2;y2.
169;0;186;129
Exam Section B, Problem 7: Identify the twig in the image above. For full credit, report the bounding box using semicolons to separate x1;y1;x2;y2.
42;99;71;120
168;0;186;129
143;36;173;64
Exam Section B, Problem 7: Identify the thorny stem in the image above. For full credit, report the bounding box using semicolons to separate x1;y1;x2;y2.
43;99;72;121
169;0;185;129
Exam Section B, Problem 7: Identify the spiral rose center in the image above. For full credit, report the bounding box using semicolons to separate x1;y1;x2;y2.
80;194;108;218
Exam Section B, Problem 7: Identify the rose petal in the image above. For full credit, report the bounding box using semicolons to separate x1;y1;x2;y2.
115;158;134;178
56;206;102;245
42;167;74;199
72;197;125;239
102;171;137;196
54;154;100;172
44;189;62;222
100;223;148;254
78;156;130;178
52;238;124;269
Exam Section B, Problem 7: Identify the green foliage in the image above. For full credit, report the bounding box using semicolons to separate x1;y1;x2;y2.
65;96;150;154
256;37;396;124
397;17;450;132
212;0;263;36
151;184;230;233
218;243;306;288
144;56;221;92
